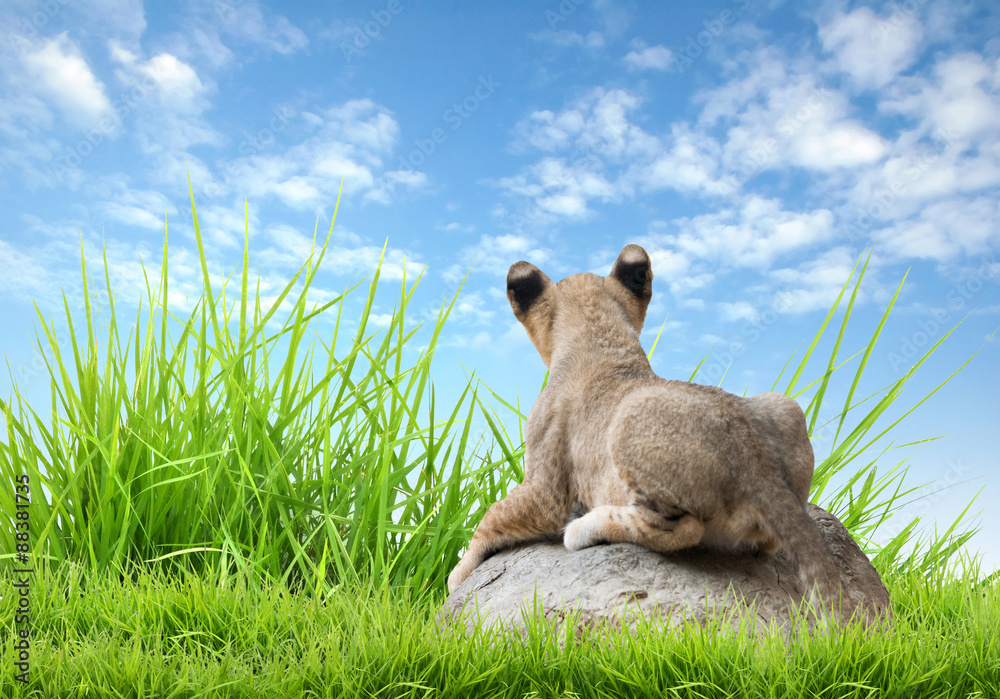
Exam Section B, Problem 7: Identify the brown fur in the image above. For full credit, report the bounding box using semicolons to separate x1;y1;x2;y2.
447;245;842;617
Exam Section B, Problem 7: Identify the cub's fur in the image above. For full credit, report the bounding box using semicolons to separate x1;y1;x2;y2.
447;245;842;616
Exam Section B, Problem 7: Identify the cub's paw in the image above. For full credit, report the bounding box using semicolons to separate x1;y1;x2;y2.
564;511;605;551
447;558;475;593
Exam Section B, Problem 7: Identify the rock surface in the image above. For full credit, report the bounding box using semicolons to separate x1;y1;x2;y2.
441;504;892;636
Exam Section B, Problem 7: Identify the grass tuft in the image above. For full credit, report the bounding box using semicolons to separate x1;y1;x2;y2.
0;191;516;594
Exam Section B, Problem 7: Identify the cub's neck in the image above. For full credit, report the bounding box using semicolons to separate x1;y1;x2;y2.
547;311;653;381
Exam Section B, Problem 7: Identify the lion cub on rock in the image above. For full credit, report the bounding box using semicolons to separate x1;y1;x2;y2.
447;245;843;617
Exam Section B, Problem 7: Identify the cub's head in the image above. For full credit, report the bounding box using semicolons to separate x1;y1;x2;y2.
506;245;653;366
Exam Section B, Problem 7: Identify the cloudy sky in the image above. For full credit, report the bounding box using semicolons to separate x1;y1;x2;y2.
1;0;998;570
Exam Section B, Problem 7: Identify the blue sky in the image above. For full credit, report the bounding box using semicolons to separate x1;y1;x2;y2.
1;0;998;571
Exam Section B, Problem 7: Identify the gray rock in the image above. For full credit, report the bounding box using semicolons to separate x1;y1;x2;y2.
440;504;893;636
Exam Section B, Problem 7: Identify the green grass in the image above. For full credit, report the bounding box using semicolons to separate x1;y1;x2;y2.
1;190;996;697
0;562;997;698
0;190;517;594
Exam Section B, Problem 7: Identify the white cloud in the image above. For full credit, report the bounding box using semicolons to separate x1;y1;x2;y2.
214;99;424;208
365;168;429;204
444;234;553;283
669;273;715;296
0;218;387;330
511;109;586;153
510;88;654;159
72;0;147;45
498;158;618;220
178;26;236;69
501;59;894;277
696;51;790;128
427;290;496;327
367;313;395;327
21;33;117;129
717;300;758;323
881;53;1000;140
0;239;50;298
843;131;1000;231
100;187;178;230
791;119;887;170
621;200;836;310
128;51;208;113
641;242;691;280
697;52;888;180
666;197;835;269
103;42;221;184
439;222;475;233
502;88;680;219
0;76;60;186
531;30;604;49
819;7;923;89
0;224;197;312
769;247;867;314
111;44;212;120
500;57;892;224
215;2;308;55
469;331;492;349
879;197;1000;261
623;43;673;71
197;202;262;248
642;125;724;194
263;224;425;281
840;54;1000;255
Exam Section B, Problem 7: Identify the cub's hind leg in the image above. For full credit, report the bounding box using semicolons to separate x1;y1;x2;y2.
756;485;844;621
564;505;705;553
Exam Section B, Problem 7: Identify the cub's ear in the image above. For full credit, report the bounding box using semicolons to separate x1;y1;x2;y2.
610;244;653;303
507;261;552;318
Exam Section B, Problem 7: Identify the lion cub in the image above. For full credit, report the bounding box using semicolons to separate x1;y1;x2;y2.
447;245;842;616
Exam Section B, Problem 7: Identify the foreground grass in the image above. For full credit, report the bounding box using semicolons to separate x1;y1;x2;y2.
0;563;997;698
